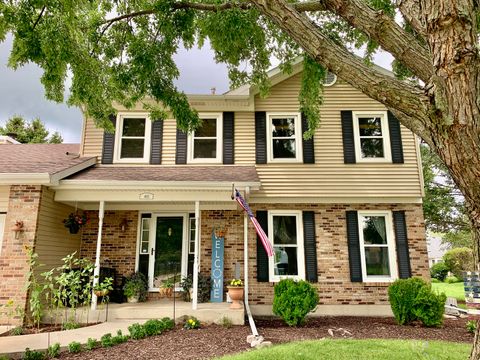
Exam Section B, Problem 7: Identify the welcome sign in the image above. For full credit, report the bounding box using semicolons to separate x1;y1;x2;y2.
210;229;224;302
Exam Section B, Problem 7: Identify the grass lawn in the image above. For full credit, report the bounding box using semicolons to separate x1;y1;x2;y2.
432;282;465;302
219;339;471;360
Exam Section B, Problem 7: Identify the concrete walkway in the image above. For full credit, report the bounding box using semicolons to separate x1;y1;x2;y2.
0;320;143;358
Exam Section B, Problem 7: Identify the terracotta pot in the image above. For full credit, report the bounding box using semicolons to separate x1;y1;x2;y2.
227;286;244;309
94;289;109;297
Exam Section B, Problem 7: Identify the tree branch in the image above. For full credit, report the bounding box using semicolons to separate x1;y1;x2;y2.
33;6;46;30
397;0;427;38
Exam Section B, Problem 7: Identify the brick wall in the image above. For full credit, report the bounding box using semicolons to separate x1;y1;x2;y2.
0;185;43;325
80;210;138;284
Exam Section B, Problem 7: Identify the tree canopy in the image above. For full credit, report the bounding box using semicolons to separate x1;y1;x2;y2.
0;115;63;143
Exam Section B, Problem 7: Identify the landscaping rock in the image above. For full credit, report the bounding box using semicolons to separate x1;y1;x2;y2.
255;341;272;349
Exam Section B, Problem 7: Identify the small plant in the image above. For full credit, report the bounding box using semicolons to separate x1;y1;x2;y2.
229;279;243;287
445;275;461;284
112;330;129;344
272;279;319;326
467;320;477;334
23;348;45;360
11;326;23;335
162;317;175;330
62;319;80;330
100;333;114;347
68;341;82;353
179;273;211;302
47;343;60;358
184;317;201;329
63;212;88;233
123;272;148;302
86;337;98;350
219;316;233;328
143;319;165;336
388;277;428;325
93;276;114;296
412;286;446;327
430;262;449;282
128;323;147;339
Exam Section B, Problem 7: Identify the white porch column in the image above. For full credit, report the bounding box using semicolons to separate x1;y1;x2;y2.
192;201;200;310
244;213;249;304
91;200;105;311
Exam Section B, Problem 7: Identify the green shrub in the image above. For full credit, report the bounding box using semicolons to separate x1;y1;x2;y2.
62;320;80;330
272;279;319;326
430;262;449;281
179;273;211;302
412;286;446;327
100;333;114;347
86;338;98;350
123;272;148;302
112;330;129;344
445;275;461;283
143;319;165;336
161;317;175;330
11;326;23;335
219;316;233;328
68;341;81;353
183;317;201;329
0;355;10;360
431;278;440;283
443;247;473;278
388;277;428;325
22;348;44;360
128;323;146;339
467;320;477;334
46;343;60;358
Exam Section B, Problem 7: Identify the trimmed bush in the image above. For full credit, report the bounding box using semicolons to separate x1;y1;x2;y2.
412;286;446;327
162;317;175;330
22;349;44;360
68;341;82;353
112;330;129;344
86;338;98;350
128;323;147;340
443;247;473;278
388;277;428;325
100;333;114;347
430;262;449;282
445;275;461;283
47;343;60;358
272;279;318;326
143;319;165;336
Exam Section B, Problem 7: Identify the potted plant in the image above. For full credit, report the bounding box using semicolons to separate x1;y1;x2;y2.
63;213;88;234
123;272;148;303
93;277;113;297
161;279;174;299
227;279;244;309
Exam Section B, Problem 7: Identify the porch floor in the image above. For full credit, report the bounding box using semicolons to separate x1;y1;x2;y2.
44;300;245;326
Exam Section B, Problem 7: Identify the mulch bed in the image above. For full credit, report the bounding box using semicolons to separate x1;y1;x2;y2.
59;316;473;360
0;323;100;337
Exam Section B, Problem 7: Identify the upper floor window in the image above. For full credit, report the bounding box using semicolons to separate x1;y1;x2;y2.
188;113;222;163
267;113;303;163
352;111;391;162
358;211;397;282
268;211;305;282
114;114;151;163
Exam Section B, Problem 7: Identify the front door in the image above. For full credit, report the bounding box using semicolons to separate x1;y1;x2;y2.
149;215;187;289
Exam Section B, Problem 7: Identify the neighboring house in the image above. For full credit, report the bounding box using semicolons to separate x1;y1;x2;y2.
0;59;429;325
0;135;20;144
427;234;449;267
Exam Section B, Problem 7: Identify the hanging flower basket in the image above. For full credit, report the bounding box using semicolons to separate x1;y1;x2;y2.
63;213;88;234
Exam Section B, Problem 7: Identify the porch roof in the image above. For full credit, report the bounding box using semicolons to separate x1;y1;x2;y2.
0;144;96;185
65;165;260;183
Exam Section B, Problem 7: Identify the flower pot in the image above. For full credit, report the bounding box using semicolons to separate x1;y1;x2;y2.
94;289;109;297
68;224;80;234
227;286;244;309
127;295;139;303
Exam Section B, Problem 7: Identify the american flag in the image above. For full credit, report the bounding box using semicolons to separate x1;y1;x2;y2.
234;189;274;257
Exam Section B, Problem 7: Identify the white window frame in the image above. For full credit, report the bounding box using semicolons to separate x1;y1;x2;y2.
114;112;152;163
268;210;305;282
352;111;391;163
0;213;5;256
358;210;398;282
266;112;303;163
188;113;223;164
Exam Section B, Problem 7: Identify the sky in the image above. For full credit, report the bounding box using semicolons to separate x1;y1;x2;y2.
0;34;392;144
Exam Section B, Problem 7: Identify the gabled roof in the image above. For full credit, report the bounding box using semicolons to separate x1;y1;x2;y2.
0;144;96;185
0;135;20;144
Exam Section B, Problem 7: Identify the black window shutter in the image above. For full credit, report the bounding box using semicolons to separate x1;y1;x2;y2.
388;111;404;164
393;211;411;278
256;210;269;282
301;113;315;164
101;114;116;164
223;112;235;164
150;119;164;164
346;210;362;282
175;128;187;164
303;211;318;282
341;111;356;164
255;112;267;164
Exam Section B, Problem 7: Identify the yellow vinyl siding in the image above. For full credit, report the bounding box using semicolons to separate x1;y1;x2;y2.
35;188;81;272
235;112;256;164
81;118;104;160
162;118;177;165
0;186;9;212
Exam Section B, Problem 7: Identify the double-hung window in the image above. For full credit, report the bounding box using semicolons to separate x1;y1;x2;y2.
352;111;391;162
188;113;222;163
115;114;151;163
267;113;303;163
358;211;397;282
268;211;305;282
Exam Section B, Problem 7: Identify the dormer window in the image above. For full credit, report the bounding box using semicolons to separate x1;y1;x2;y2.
188;113;222;163
114;113;151;163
